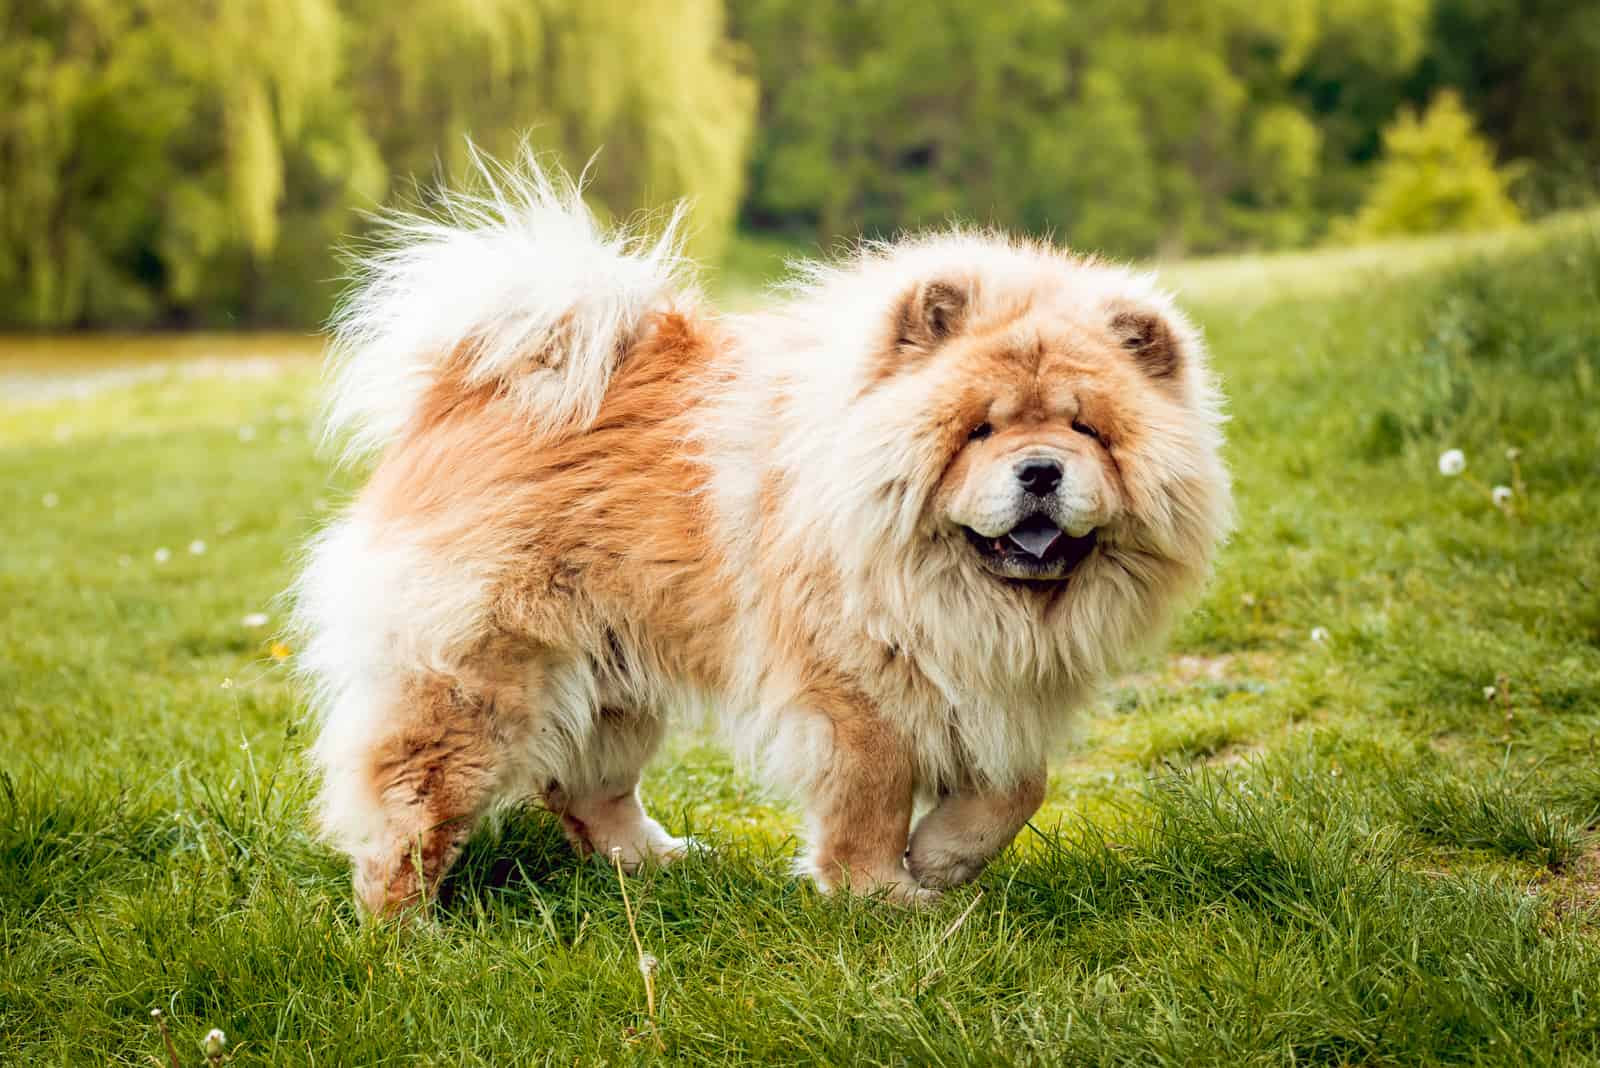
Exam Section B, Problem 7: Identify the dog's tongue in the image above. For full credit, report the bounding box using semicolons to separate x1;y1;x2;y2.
1005;516;1062;559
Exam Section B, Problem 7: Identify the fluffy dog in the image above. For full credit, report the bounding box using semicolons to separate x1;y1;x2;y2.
294;157;1232;914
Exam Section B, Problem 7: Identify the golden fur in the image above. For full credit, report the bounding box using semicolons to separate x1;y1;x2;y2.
293;157;1231;913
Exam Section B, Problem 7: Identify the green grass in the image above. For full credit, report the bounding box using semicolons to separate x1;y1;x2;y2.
4;222;1600;1065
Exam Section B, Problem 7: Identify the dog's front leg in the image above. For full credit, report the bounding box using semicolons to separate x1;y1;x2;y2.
905;771;1045;889
799;699;935;905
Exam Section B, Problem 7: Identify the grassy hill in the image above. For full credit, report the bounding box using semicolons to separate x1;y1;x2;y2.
3;222;1599;1064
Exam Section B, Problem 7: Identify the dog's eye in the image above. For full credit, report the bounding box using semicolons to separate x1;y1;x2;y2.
1072;419;1101;442
967;422;993;442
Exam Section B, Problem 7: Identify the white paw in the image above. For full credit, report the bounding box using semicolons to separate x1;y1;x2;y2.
594;826;697;874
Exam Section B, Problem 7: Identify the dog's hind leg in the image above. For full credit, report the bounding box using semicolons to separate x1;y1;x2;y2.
545;707;688;872
317;656;533;918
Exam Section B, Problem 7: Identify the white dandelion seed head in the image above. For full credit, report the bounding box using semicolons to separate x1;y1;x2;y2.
1437;449;1466;476
41;492;59;509
203;1028;227;1056
188;539;207;555
1484;686;1497;700
1492;485;1513;507
241;612;270;628
153;547;171;564
638;953;658;978
1310;626;1330;643
1505;447;1522;462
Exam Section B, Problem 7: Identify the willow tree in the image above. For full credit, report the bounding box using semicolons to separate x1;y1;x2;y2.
0;0;753;328
0;0;382;326
346;0;755;261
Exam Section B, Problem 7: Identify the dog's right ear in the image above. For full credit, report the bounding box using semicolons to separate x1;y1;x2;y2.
895;279;971;349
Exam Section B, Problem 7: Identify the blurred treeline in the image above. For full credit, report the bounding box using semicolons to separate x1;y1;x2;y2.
3;0;1596;329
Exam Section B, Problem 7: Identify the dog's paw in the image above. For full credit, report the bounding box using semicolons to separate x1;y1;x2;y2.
888;882;945;908
807;860;942;907
590;828;700;874
905;842;990;891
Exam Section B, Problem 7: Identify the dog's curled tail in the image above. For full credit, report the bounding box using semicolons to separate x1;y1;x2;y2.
324;149;689;459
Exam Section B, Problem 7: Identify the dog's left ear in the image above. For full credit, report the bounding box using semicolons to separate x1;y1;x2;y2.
1107;302;1183;384
897;279;971;349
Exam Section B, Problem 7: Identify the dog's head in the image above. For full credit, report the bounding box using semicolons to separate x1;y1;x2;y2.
753;235;1231;650
903;272;1209;587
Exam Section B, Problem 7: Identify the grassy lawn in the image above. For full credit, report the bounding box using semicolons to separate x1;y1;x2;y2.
4;222;1600;1065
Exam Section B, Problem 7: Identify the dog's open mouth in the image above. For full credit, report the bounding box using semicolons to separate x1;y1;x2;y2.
962;514;1098;583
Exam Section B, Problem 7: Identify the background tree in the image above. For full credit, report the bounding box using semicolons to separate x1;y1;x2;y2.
0;0;752;329
1339;90;1522;238
1;0;1596;330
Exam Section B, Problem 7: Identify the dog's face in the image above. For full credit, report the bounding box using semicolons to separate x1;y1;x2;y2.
855;261;1218;592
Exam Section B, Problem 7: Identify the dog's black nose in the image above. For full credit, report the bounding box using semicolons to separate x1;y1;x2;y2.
1016;459;1062;495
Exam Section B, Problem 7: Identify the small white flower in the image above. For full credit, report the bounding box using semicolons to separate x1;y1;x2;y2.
1491;485;1513;507
241;612;270;628
1437;449;1466;477
202;1027;227;1057
41;492;59;509
1505;447;1521;462
237;424;257;442
221;677;234;689
188;539;208;555
153;547;171;564
638;952;658;979
1484;685;1497;701
1310;627;1330;643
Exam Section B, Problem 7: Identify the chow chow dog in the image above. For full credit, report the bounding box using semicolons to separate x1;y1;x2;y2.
293;155;1231;914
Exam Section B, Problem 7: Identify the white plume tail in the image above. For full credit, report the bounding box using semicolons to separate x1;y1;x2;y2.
324;149;689;458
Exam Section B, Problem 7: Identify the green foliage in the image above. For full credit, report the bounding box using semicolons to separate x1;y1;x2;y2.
1340;90;1522;239
4;0;1600;328
733;0;1357;257
1419;0;1600;213
0;0;754;328
731;0;1596;257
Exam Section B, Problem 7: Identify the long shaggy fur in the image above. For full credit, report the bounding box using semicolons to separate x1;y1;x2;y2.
294;153;1233;913
323;148;688;460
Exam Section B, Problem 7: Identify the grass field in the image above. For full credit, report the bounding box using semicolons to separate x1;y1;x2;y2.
4;221;1600;1065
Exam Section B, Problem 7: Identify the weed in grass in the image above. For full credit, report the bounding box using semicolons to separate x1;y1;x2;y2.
1390;770;1585;868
